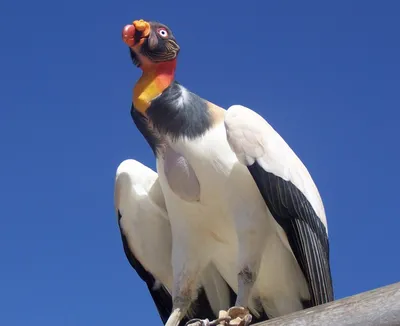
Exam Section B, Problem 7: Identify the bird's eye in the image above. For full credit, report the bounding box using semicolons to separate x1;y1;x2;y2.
157;28;168;38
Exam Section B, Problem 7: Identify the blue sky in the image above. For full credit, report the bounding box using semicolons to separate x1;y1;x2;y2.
1;0;399;325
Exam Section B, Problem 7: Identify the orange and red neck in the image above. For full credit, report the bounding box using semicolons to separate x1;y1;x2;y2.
133;59;177;114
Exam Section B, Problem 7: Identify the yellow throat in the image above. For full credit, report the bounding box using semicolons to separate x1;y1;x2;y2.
132;60;177;114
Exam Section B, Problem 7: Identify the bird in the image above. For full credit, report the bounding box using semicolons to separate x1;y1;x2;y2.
114;159;236;325
118;18;334;326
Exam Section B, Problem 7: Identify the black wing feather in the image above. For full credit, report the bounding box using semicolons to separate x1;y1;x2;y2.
117;210;173;323
247;162;334;307
117;210;218;325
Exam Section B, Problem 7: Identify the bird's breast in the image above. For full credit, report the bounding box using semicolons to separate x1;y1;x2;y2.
162;144;201;202
160;122;239;205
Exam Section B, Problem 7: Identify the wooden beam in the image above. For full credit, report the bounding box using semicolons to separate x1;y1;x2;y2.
253;281;400;326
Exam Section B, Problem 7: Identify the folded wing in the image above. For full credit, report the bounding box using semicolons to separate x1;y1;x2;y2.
224;105;334;307
114;159;232;324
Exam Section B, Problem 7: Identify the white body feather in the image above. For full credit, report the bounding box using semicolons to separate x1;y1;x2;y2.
155;103;327;318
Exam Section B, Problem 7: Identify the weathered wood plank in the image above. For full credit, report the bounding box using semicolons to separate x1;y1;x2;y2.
253;281;400;326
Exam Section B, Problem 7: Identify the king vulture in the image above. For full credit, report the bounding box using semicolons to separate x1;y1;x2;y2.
116;19;334;326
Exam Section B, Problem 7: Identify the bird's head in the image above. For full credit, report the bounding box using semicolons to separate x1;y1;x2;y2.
122;19;180;70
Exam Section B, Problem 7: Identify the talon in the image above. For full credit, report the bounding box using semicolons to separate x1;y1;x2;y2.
218;310;229;319
209;316;231;325
184;307;252;326
185;318;210;326
225;306;252;326
243;314;252;326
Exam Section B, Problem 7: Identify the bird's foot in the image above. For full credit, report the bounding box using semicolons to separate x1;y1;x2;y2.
184;316;230;326
184;318;210;326
222;306;252;326
185;307;252;326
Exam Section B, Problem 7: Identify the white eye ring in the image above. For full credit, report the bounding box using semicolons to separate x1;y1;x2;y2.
157;29;168;38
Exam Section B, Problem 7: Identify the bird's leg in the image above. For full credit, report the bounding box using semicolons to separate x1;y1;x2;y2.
215;276;254;326
236;265;256;308
165;242;204;326
166;296;193;326
230;232;265;326
225;266;255;326
166;275;200;326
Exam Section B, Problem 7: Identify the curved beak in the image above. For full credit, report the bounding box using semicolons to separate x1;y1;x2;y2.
122;19;151;47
